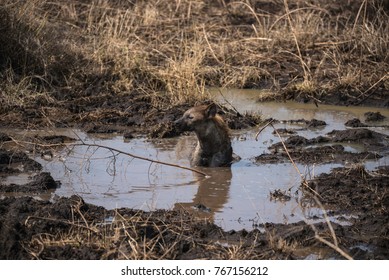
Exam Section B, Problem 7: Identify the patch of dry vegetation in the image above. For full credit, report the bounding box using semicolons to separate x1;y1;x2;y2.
0;0;388;119
18;195;290;259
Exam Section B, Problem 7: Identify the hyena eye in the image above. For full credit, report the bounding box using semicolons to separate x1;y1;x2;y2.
187;115;194;119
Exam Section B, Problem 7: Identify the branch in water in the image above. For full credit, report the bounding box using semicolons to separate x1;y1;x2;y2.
72;143;208;177
7;136;208;177
255;119;275;141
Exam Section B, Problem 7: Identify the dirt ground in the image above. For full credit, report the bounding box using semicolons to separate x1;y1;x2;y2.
0;166;388;260
0;167;388;260
1;0;389;260
1;109;389;259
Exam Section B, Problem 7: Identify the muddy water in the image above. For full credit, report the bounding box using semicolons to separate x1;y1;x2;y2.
32;129;334;230
4;89;389;231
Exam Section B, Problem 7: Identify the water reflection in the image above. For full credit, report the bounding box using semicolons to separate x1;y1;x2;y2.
174;167;232;222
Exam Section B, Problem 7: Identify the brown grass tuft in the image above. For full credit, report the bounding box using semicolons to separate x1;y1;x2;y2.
0;0;388;111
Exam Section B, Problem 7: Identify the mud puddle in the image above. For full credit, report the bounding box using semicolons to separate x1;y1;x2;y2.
2;89;388;232
26;130;328;230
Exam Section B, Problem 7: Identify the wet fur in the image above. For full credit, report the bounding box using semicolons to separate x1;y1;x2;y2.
175;104;232;167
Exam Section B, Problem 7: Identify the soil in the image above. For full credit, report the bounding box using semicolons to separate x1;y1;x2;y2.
1;0;388;260
306;166;389;259
256;127;388;165
1;162;388;260
1;113;389;259
0;90;260;139
364;111;387;122
1;91;388;261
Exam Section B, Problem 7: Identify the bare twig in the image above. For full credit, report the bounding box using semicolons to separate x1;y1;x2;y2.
315;234;353;260
270;123;321;196
255;119;274;141
203;26;221;64
72;143;208;177
352;0;368;33
7;136;208;177
354;73;389;105
217;88;241;116
25;216;99;233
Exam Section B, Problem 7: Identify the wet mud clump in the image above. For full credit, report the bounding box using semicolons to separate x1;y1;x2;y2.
256;144;381;165
35;135;76;144
328;128;388;151
255;124;388;165
0;172;59;193
0;147;58;192
0;148;42;173
364;111;386;122
306;166;389;259
345;116;388;128
345;118;368;127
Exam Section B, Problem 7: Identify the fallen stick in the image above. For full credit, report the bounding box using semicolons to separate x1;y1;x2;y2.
255;119;275;141
72;142;208;177
8;136;208;177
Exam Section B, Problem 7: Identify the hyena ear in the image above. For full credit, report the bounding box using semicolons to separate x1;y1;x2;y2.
205;103;217;118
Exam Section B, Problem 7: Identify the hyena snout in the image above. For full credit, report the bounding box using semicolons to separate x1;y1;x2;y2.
174;104;216;132
173;116;188;130
174;114;196;132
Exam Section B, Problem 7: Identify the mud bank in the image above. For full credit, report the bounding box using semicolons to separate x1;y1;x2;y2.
1;115;389;259
1;0;388;260
255;127;388;165
1;164;388;260
306;166;389;259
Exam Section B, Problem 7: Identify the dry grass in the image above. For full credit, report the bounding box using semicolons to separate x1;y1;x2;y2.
24;199;195;260
22;196;274;260
0;0;388;111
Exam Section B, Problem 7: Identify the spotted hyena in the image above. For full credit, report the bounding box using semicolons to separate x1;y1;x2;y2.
175;103;233;167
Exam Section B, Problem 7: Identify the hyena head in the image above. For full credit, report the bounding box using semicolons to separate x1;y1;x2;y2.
174;103;218;132
175;103;233;167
